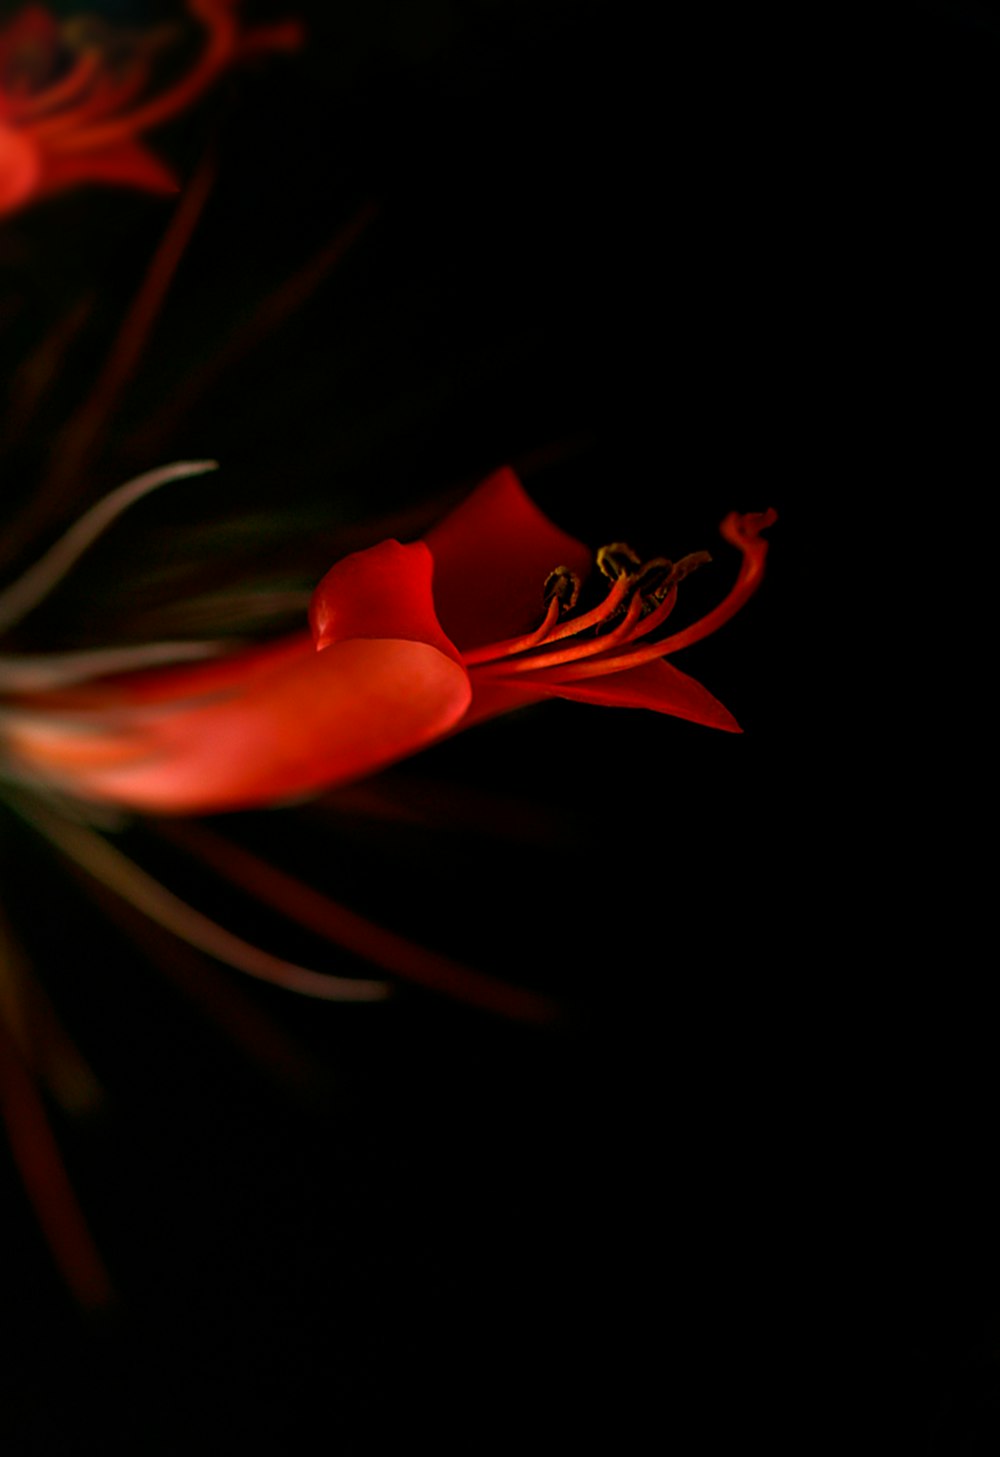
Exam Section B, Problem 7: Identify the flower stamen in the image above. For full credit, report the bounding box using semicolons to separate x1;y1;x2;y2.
595;541;641;580
17;48;101;123
460;562;631;668
530;511;777;683
542;564;580;614
478;583;646;678
465;539;715;680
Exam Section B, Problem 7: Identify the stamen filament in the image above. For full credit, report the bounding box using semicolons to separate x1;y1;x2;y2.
532;567;632;645
472;584;648;678
19;49;102;122
520;633;690;683
462;568;632;669
644;509;777;657
30;61;150;140
523;511;775;684
51;1;238;152
460;594;561;667
611;581;678;644
465;510;773;687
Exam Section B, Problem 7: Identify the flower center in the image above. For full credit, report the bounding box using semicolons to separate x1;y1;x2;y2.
462;542;713;680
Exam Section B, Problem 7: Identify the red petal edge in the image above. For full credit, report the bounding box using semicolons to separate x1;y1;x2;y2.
309;538;462;665
421;467;593;653
474;658;742;732
37;139;179;201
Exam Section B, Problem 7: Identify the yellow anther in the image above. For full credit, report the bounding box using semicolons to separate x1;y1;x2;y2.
596;542;641;581
542;565;581;614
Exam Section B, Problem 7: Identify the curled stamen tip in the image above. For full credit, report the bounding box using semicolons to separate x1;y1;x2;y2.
745;507;778;531
543;565;580;613
670;549;713;584
634;556;674;599
596;542;642;580
632;550;712;604
722;507;778;545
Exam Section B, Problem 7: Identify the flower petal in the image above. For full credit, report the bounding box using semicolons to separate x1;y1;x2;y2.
421;467;593;652
470;658;742;732
309;538;462;664
6;635;472;813
6;541;476;812
37;137;177;200
0;0;301;216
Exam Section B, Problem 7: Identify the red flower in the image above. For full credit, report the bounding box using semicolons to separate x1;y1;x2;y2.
0;466;773;1302
2;468;775;816
0;1;300;215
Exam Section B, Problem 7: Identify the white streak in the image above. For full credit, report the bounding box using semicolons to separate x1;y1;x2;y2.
0;461;219;635
0;640;231;692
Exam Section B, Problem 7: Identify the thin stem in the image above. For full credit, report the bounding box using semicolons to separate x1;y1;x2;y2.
0;1015;114;1309
129;202;378;459
40;151;216;500
20;805;388;1003
163;821;561;1024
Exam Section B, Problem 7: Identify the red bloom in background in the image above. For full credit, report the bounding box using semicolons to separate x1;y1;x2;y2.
0;0;300;215
2;468;775;815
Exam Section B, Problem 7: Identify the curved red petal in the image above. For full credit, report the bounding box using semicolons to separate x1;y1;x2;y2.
421;467;593;652
309;538;462;664
472;658;741;732
37;137;177;199
7;635;472;814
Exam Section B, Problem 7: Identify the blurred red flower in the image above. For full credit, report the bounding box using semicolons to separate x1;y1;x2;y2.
3;467;775;815
0;0;300;215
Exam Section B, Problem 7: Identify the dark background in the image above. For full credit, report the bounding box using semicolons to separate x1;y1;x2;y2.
0;0;994;1451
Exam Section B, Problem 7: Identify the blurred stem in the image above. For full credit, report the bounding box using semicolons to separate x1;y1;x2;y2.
33;151;216;534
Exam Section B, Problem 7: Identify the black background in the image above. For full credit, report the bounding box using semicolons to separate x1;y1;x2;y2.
0;1;994;1451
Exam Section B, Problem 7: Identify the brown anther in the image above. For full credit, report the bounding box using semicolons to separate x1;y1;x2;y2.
596;542;642;581
634;549;713;602
543;565;580;614
633;557;675;602
669;550;712;585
